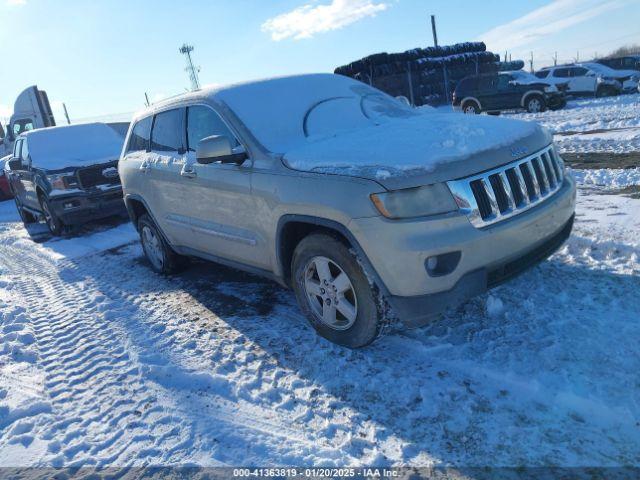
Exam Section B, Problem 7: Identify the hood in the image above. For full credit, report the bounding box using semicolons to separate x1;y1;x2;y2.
283;112;551;190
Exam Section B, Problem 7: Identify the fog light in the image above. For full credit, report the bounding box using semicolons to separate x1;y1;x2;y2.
426;251;461;277
426;257;438;271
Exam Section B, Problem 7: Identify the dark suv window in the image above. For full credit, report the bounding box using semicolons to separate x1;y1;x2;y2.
571;67;588;76
553;68;570;78
456;77;477;92
535;70;550;78
151;108;185;152
127;116;152;153
186;105;239;151
478;76;497;90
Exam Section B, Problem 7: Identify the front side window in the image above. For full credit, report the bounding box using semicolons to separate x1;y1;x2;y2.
497;75;511;89
126;116;152;153
553;68;570;78
186;105;239;151
572;67;588;76
20;140;30;165
13;139;22;159
535;70;550;78
151;108;185;153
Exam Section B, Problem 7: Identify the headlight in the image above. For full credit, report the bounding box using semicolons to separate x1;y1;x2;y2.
47;173;79;190
370;183;458;219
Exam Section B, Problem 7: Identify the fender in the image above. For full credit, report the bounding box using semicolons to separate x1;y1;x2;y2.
460;96;482;109
520;89;544;107
275;214;392;297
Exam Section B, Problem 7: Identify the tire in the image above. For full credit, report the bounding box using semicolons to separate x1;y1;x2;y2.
525;94;546;113
292;233;382;348
39;195;64;236
137;213;186;274
14;197;36;226
461;100;480;114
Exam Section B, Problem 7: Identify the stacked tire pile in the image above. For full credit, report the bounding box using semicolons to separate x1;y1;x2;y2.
334;42;504;106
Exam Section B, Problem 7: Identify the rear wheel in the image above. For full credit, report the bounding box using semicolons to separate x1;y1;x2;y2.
461;100;480;114
292;233;381;348
525;95;546;113
138;213;186;274
39;195;64;236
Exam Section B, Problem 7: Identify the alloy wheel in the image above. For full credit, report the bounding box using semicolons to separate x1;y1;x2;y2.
303;256;358;331
141;225;164;270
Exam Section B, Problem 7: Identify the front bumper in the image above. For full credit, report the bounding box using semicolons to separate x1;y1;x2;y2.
348;175;576;327
49;187;127;225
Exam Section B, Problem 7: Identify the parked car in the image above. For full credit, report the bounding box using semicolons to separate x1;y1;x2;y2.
535;64;622;97
6;122;127;235
577;62;639;93
452;71;566;114
0;155;13;200
119;74;576;348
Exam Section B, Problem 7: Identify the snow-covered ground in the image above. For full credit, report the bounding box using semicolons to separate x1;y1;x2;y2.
1;169;638;467
505;93;640;154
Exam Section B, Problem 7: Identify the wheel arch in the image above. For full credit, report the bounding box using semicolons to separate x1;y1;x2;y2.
460;96;482;110
521;90;545;107
276;215;388;295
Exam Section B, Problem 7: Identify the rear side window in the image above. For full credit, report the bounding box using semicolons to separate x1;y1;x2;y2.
456;77;477;92
553;68;570;78
572;67;588;76
534;71;549;78
186;105;239;151
478;76;497;89
151;108;185;152
127;116;152;153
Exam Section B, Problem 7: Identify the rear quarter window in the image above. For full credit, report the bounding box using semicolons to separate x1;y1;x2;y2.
127;116;152;153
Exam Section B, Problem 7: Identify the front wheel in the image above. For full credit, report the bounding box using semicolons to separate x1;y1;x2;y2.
39;195;64;236
14;197;36;226
292;233;382;348
526;95;546;113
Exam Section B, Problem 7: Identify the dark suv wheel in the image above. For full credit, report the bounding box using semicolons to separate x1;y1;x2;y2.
39;195;64;236
138;213;186;274
525;94;546;113
461;100;481;114
292;233;382;348
15;196;36;226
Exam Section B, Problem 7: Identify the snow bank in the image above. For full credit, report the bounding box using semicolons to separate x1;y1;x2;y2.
24;122;125;171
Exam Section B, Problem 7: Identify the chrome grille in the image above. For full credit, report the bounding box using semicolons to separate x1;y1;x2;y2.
447;145;565;228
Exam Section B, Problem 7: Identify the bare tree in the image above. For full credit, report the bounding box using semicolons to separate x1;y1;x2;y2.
603;44;640;58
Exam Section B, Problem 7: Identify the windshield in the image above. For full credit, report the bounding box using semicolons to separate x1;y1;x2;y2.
510;71;538;82
215;74;419;153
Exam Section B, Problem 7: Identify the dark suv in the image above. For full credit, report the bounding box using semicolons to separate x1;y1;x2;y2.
6;123;127;235
453;72;566;114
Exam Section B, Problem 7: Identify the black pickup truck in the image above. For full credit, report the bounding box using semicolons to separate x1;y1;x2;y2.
453;71;567;114
5;122;127;236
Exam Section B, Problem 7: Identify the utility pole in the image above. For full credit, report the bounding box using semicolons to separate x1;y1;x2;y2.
144;92;150;107
430;15;438;47
62;103;71;125
530;51;534;73
179;43;201;91
553;52;558;66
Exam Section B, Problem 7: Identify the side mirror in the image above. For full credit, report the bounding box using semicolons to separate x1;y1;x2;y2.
8;158;23;170
196;135;247;165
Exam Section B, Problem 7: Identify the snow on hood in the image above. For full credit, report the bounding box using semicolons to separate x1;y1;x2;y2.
284;112;541;180
24;122;125;171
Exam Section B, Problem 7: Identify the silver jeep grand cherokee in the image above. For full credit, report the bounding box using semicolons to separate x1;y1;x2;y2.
119;74;576;348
